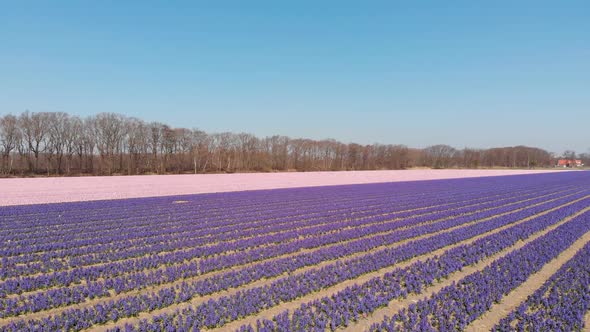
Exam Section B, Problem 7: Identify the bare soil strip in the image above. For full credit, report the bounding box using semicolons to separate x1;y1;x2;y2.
464;227;590;331
93;196;590;332
214;202;590;332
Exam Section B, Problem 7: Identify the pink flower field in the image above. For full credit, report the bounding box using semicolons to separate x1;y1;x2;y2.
0;169;567;206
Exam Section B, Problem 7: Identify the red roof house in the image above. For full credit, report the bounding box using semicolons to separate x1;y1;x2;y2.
557;159;583;167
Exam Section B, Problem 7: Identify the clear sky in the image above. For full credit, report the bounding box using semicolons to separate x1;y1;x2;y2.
1;1;588;154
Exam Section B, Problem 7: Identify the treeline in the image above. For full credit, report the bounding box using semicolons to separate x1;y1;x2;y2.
0;111;575;176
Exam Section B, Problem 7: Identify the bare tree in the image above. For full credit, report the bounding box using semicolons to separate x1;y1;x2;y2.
78;118;96;173
92;113;125;175
159;125;173;172
19;111;51;172
189;129;209;173
214;132;237;172
64;116;82;174
148;122;164;173
124;117;147;174
0;114;20;174
461;148;482;168
46;112;71;174
0;110;564;176
385;144;404;169
265;135;289;171
422;144;457;168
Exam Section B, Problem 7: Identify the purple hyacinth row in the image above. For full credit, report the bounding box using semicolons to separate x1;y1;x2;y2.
493;242;590;331
2;189;582;319
2;179;534;275
238;197;590;331
2;185;566;301
2;180;572;282
5;173;551;222
367;211;590;331
3;183;539;280
1;190;401;253
81;195;580;332
4;179;544;263
3;175;570;253
111;197;590;332
1;172;589;332
3;191;577;330
2;178;494;238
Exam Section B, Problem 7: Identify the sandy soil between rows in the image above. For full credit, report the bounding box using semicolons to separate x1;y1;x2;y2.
0;169;566;206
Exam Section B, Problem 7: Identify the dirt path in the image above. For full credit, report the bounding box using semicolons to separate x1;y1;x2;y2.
464;224;590;331
204;202;590;332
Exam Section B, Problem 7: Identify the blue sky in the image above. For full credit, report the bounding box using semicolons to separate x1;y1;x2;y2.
1;1;588;153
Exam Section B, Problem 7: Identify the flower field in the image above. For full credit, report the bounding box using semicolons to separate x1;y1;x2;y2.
1;171;589;331
0;169;565;206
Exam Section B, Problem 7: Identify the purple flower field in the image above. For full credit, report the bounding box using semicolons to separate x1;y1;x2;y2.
1;171;589;331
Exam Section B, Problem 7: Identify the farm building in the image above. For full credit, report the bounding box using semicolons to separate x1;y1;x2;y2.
556;159;583;167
